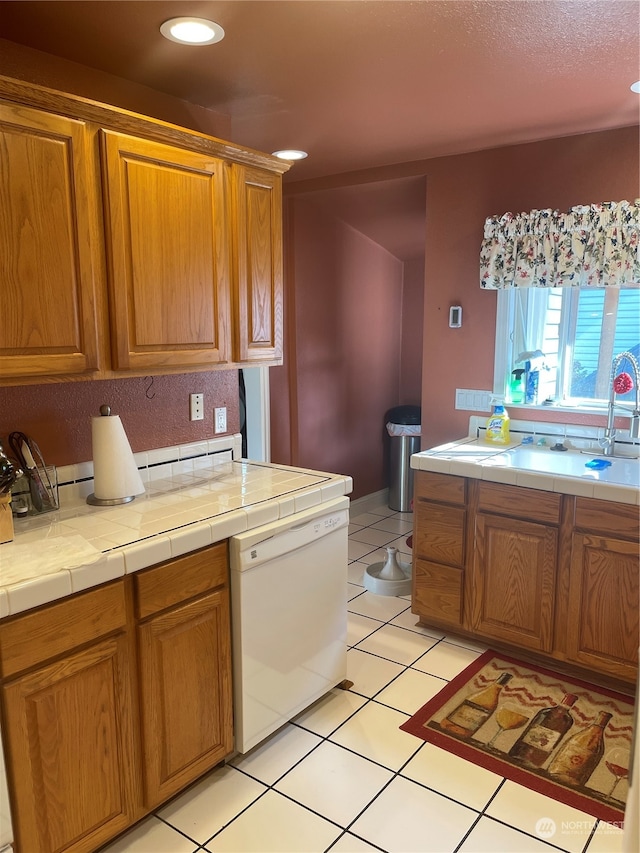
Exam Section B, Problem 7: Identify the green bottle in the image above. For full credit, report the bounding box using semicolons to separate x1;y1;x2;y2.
510;369;525;404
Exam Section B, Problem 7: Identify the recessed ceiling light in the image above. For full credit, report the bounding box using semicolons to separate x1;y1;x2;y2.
272;149;308;161
631;81;640;94
160;17;225;45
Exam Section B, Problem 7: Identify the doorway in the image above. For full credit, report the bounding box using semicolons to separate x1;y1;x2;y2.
240;367;271;461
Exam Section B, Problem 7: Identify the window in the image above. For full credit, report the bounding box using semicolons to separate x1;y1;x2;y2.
494;286;640;408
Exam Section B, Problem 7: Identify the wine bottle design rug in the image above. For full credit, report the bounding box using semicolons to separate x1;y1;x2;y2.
399;650;635;824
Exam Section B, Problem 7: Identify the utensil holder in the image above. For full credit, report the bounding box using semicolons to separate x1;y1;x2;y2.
0;494;14;542
10;466;59;516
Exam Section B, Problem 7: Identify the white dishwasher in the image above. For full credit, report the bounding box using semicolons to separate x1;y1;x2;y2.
230;496;349;753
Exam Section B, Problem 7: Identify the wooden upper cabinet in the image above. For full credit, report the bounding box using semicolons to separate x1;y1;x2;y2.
0;103;100;379
231;164;283;364
100;130;231;371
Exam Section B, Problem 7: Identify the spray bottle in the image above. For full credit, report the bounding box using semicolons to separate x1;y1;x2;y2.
509;369;526;404
485;397;511;445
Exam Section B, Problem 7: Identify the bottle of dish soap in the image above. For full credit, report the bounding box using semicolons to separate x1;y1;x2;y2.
485;399;510;445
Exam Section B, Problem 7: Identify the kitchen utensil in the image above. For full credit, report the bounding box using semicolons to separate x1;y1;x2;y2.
0;441;22;495
8;432;57;512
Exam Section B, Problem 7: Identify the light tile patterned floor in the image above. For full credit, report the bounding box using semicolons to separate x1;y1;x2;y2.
101;502;625;853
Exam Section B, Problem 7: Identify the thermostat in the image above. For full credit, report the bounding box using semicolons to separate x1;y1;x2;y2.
449;306;462;328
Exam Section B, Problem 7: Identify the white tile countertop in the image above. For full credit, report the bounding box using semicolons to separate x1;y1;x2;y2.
0;435;352;619
411;417;640;505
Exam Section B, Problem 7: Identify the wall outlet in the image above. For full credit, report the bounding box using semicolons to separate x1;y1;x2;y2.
190;393;204;421
214;407;227;434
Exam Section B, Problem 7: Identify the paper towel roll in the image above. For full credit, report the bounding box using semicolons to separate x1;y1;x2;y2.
91;412;145;502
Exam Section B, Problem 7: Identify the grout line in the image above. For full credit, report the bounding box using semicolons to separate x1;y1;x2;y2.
157;506;577;853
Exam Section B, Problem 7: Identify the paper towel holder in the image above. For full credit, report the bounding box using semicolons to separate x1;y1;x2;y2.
87;404;145;506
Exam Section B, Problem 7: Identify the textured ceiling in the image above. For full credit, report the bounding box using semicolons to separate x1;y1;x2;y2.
1;1;639;259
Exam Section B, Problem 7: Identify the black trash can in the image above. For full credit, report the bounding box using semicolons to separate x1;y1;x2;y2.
386;405;421;512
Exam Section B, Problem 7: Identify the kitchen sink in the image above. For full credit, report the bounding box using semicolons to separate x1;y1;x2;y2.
482;444;640;488
420;438;640;489
579;448;640;460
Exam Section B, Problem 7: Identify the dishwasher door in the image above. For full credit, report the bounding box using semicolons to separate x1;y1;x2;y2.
230;497;349;753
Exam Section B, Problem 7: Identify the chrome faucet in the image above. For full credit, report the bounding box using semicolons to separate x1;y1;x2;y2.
601;351;640;456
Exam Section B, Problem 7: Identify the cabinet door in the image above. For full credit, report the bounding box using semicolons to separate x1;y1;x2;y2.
0;103;100;380
137;589;233;808
101;131;231;371
231;164;283;363
2;635;140;853
413;558;464;628
566;533;639;682
412;492;466;629
413;500;466;568
471;513;557;652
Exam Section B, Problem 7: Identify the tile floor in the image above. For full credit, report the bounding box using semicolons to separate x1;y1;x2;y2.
101;501;625;853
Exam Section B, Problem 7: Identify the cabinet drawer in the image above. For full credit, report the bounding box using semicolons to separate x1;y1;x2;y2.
478;481;561;524
413;559;463;627
414;502;466;567
135;542;228;620
574;497;640;540
415;471;466;505
0;581;127;679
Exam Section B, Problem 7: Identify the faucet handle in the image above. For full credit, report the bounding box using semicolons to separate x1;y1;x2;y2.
598;434;615;456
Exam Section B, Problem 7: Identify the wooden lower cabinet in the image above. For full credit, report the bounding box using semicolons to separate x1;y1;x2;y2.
412;471;639;685
0;581;140;853
138;588;233;807
2;633;140;853
471;513;557;652
413;559;464;629
564;497;640;683
0;543;233;853
412;472;466;631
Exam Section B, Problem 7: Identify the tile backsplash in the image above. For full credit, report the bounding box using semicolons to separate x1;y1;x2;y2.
12;433;242;512
469;416;640;456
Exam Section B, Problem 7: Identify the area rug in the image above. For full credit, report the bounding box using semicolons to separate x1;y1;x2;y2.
400;650;635;824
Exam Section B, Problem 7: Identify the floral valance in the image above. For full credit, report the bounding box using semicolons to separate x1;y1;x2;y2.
480;200;640;289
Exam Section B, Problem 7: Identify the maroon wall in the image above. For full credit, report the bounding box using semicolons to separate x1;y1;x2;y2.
0;372;240;467
421;126;640;449
271;197;404;498
1;40;637;494
400;257;424;406
275;125;638;493
0;39;231;140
